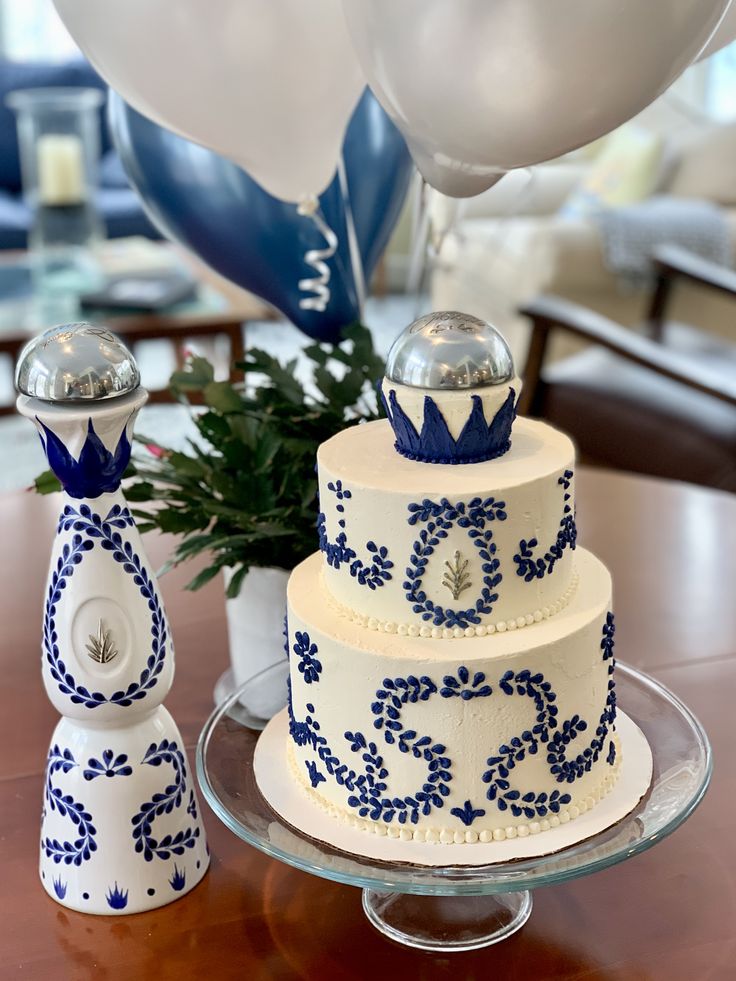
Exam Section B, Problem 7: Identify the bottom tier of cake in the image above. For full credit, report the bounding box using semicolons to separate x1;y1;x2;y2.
285;549;619;845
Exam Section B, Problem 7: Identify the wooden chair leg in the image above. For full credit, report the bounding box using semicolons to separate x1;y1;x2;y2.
519;320;551;416
646;273;672;342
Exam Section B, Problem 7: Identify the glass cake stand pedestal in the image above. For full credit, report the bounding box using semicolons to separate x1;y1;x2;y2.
196;661;711;953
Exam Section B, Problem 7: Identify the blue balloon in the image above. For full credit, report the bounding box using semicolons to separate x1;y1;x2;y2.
108;89;413;342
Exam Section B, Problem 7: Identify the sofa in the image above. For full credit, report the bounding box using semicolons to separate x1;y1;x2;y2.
0;58;159;249
428;96;736;368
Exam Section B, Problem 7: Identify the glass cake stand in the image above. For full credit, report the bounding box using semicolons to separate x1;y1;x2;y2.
196;660;711;953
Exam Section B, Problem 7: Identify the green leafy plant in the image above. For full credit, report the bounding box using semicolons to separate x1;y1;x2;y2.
35;323;385;597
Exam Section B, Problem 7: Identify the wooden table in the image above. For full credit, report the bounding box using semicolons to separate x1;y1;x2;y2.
1;470;735;980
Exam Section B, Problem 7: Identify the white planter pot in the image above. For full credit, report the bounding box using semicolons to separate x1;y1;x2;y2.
223;566;290;689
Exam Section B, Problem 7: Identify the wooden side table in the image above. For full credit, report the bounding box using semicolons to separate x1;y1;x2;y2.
0;242;277;411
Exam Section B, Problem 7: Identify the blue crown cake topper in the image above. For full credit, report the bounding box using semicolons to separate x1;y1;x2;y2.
381;311;519;465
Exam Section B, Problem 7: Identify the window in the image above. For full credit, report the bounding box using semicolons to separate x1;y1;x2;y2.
0;0;78;61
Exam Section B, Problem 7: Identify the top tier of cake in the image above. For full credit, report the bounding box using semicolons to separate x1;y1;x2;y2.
317;415;578;638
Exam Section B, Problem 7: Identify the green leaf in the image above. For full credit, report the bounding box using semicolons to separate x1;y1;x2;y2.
157;509;204;534
170;356;215;393
203;381;245;414
168;451;208;478
124;480;158;502
225;564;250;598
186;563;225;591
34;469;61;495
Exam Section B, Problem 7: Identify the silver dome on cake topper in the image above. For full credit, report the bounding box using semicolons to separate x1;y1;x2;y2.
15;323;140;403
385;311;514;390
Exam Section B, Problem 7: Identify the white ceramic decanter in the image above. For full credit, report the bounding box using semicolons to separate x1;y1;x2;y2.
16;323;209;915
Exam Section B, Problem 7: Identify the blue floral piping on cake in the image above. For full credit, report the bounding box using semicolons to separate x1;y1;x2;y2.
42;746;97;867
482;614;618;818
450;800;487;827
289;615;617;827
404;497;506;629
37;416;133;499
317;481;393;591
293;631;322;685
289;672;454;826
305;760;326;788
601;611;617;768
439;666;492;699
513;470;577;581
382;388;516;465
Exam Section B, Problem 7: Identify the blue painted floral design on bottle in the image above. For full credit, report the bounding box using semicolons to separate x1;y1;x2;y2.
83;749;133;781
45;504;167;710
106;883;129;910
132;740;200;862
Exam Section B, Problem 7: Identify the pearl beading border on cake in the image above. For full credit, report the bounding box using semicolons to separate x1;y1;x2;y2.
288;734;621;844
322;570;580;640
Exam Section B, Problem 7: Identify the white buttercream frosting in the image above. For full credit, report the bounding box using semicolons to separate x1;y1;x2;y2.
286;548;619;842
317;416;577;633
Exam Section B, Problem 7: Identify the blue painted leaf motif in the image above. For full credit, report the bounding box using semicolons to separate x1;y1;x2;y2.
383;388;516;464
450;800;486;827
42;747;97;868
45;505;166;709
106;883;129;910
52;876;67;899
132;741;200;862
169;865;187;891
317;480;392;590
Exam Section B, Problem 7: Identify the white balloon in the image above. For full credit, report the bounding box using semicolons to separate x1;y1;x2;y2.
342;0;730;197
699;1;736;59
53;0;365;202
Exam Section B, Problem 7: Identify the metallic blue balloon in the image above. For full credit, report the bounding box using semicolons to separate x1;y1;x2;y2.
108;89;413;342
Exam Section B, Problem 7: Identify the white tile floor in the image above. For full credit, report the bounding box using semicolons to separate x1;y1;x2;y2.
0;294;428;494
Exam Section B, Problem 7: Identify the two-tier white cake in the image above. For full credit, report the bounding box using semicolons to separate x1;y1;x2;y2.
276;312;630;849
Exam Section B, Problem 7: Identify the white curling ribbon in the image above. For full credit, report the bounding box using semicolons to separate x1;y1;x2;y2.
297;195;338;313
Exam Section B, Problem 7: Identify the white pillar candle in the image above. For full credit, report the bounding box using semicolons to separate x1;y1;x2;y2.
37;134;86;206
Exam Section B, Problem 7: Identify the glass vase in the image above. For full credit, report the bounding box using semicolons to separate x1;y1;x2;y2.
6;87;105;294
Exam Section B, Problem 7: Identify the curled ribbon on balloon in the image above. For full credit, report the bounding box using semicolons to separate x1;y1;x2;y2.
297;196;339;313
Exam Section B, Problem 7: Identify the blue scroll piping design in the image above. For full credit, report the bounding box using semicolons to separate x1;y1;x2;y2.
288;614;618;829
513;470;577;581
317;479;393;590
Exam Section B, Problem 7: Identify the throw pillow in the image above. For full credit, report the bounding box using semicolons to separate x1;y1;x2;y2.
559;126;664;219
